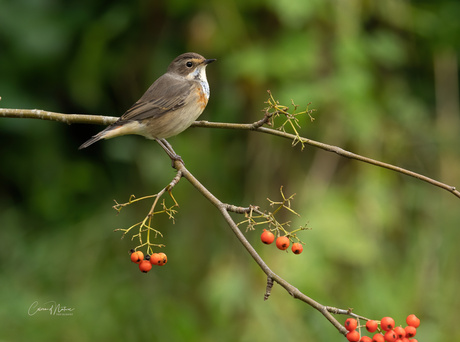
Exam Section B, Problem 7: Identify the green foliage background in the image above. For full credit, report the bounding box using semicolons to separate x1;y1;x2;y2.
1;0;459;341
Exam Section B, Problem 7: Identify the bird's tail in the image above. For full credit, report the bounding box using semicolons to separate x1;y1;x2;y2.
78;127;112;150
79;120;144;149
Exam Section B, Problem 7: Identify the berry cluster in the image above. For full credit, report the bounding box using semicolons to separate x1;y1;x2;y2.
130;250;168;273
260;229;304;255
344;314;420;342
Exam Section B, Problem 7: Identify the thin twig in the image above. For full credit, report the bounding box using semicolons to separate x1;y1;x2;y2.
2;107;457;199
175;160;348;335
113;169;182;255
0;108;117;125
4;107;446;335
193;120;460;199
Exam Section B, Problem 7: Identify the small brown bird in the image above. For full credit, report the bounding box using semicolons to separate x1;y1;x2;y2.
79;52;215;162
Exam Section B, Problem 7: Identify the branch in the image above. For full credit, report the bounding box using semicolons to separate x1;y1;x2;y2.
174;159;348;335
2;106;437;336
2;107;458;199
193;120;460;199
113;169;182;255
0;108;117;125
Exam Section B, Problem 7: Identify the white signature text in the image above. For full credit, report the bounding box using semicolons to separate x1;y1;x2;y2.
28;301;75;316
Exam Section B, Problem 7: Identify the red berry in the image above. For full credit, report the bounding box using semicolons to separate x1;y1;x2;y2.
404;326;416;338
275;236;290;250
406;314;420;328
372;333;385;342
150;253;162;265
130;250;144;264
150;252;168;266
366;320;378;332
291;242;303;254
381;317;395;331
346;330;360;342
344;318;358;331
139;260;152;273
384;330;396;342
408;339;418;342
261;230;275;244
394;326;406;339
157;252;167;266
361;336;373;342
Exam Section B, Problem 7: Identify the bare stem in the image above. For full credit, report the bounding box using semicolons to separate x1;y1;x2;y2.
113;169;182;254
193;121;460;199
175;160;348;335
1;107;457;199
0;108;117;125
2;106;458;336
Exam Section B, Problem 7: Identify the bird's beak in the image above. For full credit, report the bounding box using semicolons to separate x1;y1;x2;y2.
204;58;216;65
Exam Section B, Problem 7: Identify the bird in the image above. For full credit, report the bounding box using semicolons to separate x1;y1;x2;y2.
78;52;216;163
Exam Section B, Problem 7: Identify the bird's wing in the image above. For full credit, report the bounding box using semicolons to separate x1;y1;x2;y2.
119;74;192;122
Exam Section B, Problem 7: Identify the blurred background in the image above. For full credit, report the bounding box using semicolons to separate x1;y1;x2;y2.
1;0;459;341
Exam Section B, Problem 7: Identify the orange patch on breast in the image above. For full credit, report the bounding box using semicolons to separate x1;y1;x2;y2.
197;85;209;110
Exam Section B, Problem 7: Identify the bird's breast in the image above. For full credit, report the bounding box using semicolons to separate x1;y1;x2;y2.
196;81;210;110
199;78;210;100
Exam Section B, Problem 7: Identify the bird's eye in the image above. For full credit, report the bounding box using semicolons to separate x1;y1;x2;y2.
186;61;193;67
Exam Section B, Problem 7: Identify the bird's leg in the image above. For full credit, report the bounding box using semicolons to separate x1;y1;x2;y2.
155;138;184;168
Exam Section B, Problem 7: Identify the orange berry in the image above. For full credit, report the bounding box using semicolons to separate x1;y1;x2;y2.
150;252;167;266
346;330;360;342
372;333;385;342
130;250;144;264
366;320;378;332
291;242;303;254
404;326;416;338
405;314;420;328
260;229;275;244
150;253;162;265
139;260;152;273
394;326;406;339
384;330;396;342
361;337;373;342
157;252;167;266
381;317;395;331
344;318;358;331
275;236;290;250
